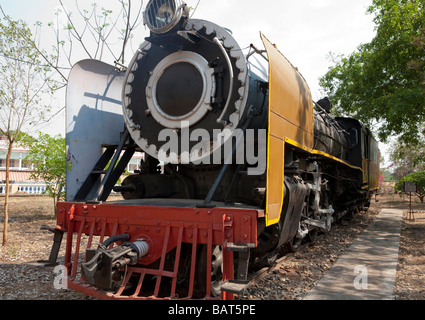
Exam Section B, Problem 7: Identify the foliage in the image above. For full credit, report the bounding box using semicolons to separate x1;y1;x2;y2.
395;170;425;202
320;0;425;144
0;16;56;246
37;0;144;87
0;17;54;135
388;135;425;180
23;133;66;214
380;168;396;181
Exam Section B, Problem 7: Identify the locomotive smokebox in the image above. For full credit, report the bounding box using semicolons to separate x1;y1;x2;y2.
143;50;216;129
122;0;268;164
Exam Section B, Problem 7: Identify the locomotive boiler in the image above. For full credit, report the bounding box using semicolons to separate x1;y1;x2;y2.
51;0;380;300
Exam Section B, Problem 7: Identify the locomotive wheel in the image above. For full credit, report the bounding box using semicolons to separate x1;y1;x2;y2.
265;250;279;265
285;236;302;253
306;229;318;243
196;245;223;298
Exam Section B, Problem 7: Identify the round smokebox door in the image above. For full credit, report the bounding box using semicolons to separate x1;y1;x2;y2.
155;62;204;117
146;51;216;128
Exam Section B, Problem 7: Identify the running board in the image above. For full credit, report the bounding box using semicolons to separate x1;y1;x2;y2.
221;243;254;295
221;280;250;295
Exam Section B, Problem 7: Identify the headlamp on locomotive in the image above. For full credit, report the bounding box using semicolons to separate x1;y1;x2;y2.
144;0;189;34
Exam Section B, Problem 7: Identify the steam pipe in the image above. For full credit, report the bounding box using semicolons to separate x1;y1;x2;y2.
214;37;234;126
102;233;130;248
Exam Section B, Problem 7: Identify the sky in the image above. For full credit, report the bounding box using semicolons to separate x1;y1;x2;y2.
0;0;377;138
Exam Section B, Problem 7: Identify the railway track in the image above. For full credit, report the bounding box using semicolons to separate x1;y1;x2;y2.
236;212;376;300
223;235;323;298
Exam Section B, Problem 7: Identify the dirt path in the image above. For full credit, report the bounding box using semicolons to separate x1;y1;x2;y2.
371;194;425;299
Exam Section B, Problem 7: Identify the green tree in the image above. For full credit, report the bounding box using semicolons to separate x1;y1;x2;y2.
0;17;55;246
395;170;425;202
320;0;425;143
24;133;66;215
388;135;425;180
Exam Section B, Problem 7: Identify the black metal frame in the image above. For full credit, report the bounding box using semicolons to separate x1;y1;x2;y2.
74;130;136;202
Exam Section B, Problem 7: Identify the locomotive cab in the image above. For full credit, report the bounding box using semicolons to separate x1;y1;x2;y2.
336;117;381;195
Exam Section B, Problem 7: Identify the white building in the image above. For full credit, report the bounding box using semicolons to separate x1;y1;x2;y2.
0;135;146;195
0;136;47;194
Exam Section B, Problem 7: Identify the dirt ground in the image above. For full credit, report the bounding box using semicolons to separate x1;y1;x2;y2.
0;194;424;300
385;196;425;300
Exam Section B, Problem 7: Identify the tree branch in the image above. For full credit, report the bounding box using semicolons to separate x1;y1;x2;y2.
0;5;68;83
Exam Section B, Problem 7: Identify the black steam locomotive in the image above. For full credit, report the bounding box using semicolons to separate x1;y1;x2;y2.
52;0;380;299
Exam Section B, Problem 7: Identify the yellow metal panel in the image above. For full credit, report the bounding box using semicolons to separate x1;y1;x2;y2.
261;33;314;149
369;161;380;191
261;33;314;226
362;159;369;184
265;136;285;226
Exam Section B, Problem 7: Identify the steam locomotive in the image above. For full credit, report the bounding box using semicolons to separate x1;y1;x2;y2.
52;0;380;300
